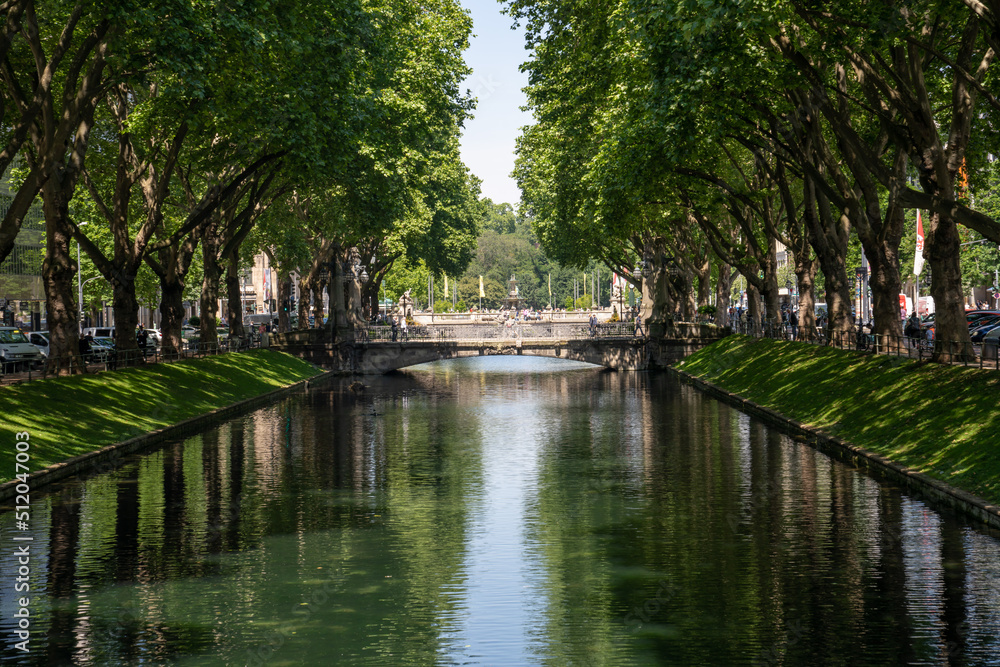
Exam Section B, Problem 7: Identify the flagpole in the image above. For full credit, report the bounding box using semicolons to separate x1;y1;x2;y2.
914;209;925;317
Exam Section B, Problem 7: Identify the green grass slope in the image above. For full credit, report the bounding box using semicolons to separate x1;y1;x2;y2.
1;350;321;482
678;335;1000;506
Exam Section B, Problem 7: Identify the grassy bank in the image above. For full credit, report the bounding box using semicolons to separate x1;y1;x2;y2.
0;350;322;483
678;335;1000;506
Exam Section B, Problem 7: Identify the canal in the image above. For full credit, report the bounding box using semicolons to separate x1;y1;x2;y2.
2;357;1000;665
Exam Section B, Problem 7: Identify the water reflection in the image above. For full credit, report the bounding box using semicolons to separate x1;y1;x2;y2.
0;357;998;665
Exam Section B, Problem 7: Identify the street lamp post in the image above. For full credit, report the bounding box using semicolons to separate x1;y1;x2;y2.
633;260;648;323
77;240;82;333
76;222;88;333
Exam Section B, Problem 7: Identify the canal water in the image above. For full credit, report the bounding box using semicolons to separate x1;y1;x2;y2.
2;357;1000;665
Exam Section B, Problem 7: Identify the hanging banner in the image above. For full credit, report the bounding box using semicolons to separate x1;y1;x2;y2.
914;211;925;276
479;276;485;298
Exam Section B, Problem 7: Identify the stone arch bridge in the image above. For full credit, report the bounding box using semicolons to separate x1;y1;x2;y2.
269;322;728;374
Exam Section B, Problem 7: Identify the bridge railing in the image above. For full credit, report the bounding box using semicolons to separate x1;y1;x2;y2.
358;321;640;342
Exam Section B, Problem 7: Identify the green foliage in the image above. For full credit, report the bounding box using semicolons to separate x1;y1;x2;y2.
481;199;517;234
446;200;614;310
575;294;592;310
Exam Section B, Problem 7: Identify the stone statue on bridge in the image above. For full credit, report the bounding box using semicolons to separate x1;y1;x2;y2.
398;289;414;319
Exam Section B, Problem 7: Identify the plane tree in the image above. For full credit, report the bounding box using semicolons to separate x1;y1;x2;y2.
2;0;221;368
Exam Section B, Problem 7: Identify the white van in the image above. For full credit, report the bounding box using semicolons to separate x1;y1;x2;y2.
28;331;49;357
0;327;44;371
83;326;115;339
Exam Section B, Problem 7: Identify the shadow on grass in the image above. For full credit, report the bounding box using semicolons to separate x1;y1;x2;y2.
0;351;321;478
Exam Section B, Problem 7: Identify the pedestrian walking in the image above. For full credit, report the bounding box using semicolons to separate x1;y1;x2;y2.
79;333;93;365
904;312;920;348
400;315;408;341
589;313;597;337
391;314;398;341
789;310;798;340
634;312;644;338
136;324;149;358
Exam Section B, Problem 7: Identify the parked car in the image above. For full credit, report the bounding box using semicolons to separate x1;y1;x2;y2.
28;331;50;357
89;336;116;363
923;310;1000;342
971;318;1000;343
982;325;1000;361
185;327;232;350
965;310;1000;328
0;326;44;372
143;327;162;346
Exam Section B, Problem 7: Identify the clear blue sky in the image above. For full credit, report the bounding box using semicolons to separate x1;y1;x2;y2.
459;0;531;207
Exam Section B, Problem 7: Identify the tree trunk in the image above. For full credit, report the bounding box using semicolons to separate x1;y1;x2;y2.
159;275;185;359
864;235;905;353
681;267;696;321
312;283;325;328
802;179;853;344
640;237;674;334
925;211;974;362
225;253;245;340
822;269;853;347
40;178;81;373
794;254;817;341
278;275;291;332
199;230;222;349
366;278;380;321
111;274;141;366
297;277;311;329
747;283;761;330
761;236;781;325
695;263;712;319
151;236;198;360
714;261;731;327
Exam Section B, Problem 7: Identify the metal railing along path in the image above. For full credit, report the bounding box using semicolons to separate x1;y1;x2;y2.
0;336;262;385
730;320;1000;370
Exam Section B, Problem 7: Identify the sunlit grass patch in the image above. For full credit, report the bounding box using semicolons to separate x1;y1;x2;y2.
0;350;321;482
678;335;1000;506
